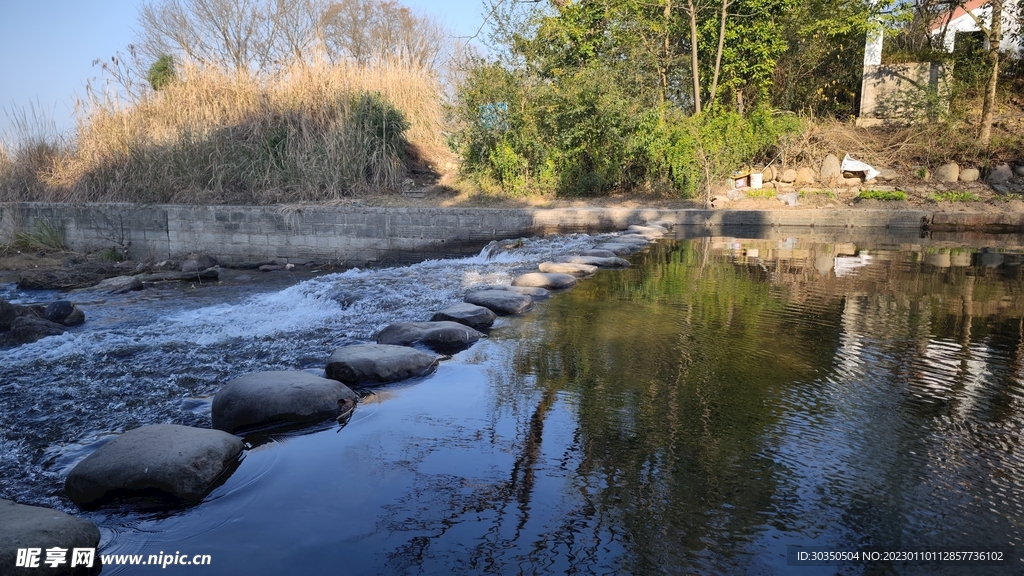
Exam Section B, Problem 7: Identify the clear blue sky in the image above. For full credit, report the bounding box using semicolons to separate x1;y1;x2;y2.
0;0;490;142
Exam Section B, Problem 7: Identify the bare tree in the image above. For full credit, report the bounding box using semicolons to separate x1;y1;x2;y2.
136;0;281;71
319;0;448;68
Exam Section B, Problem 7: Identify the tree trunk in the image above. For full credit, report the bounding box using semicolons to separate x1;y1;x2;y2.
660;0;673;104
708;0;729;108
687;0;701;114
979;0;1002;147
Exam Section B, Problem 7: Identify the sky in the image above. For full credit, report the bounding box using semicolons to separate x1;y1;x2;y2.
0;0;490;142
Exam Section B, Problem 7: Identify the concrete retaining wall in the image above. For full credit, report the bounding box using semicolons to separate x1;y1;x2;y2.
0;202;939;266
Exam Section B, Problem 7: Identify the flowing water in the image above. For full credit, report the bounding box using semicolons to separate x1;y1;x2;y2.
3;231;1024;574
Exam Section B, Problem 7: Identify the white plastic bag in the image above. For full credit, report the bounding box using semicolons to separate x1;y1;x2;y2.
841;154;880;181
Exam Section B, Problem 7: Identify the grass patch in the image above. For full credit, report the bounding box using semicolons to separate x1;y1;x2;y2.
799;189;838;199
10;219;67;252
858;189;907;201
997;193;1024;202
746;188;777;199
928;191;981;202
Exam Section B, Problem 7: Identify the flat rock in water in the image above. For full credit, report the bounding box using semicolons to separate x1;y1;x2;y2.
326;344;439;386
631;223;668;234
0;499;101;575
465;290;536;315
624;225;665;239
466;284;550;299
212;371;357;434
647;219;675;230
135;269;219;283
376;321;484;354
615;234;652;245
65;424;243;507
593;243;638;255
580;249;618;258
538;262;597;277
512;272;577;290
430;303;497;330
82;275;144;294
553;255;630;268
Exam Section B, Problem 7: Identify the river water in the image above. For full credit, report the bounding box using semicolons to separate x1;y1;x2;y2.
2;230;1023;574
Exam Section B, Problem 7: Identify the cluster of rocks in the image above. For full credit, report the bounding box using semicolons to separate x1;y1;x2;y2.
3;221;674;573
714;154;1024;207
17;253;222;293
0;298;85;346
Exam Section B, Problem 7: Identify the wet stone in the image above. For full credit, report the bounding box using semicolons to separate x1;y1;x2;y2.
466;284;550;299
212;371;357;434
376;321;484;354
538;262;597;277
511;272;577;290
0;499;101;576
553;255;630;268
623;225;665;239
326;344;439;386
593;243;640;255
430;303;497;330
580;249;618;258
65;424;244;507
465;290;536;315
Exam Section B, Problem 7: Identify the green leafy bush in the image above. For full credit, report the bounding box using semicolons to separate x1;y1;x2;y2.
147;54;176;91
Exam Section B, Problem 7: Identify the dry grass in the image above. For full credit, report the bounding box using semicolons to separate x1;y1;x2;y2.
1;59;450;204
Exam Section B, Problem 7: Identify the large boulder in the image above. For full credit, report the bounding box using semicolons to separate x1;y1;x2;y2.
4;316;67;345
0;299;42;331
0;499;101;575
326;344;439;386
212;371;357;434
780;168;798;183
465;290;535;315
376;321;484;354
511;272;577;290
65;424;243;507
553;255;630;268
430;303;497;330
538;262;597;277
960;167;980;182
795;166;816;184
466;284;550;299
44;300;85;326
181;254;218;273
820;154;842;184
988;163;1014;183
935;162;959;183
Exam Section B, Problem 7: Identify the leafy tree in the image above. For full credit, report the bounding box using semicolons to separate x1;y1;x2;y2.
146;53;176;90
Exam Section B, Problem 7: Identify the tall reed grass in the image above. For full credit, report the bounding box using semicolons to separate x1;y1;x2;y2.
0;60;448;204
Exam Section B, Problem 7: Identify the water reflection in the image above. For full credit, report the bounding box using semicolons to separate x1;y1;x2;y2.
16;234;1024;574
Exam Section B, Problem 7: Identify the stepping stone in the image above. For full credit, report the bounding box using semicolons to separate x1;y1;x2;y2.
466;284;550;299
623;225;664;239
581;249;618;258
326;344;439;386
538;262;597;277
615;235;652;245
0;499;101;575
647;219;675;230
65;424;244;507
376;321;484;354
465;290;535;315
593;243;638;255
430;303;497;330
553;255;630;268
511;272;577;290
212;371;357;434
635;222;669;234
